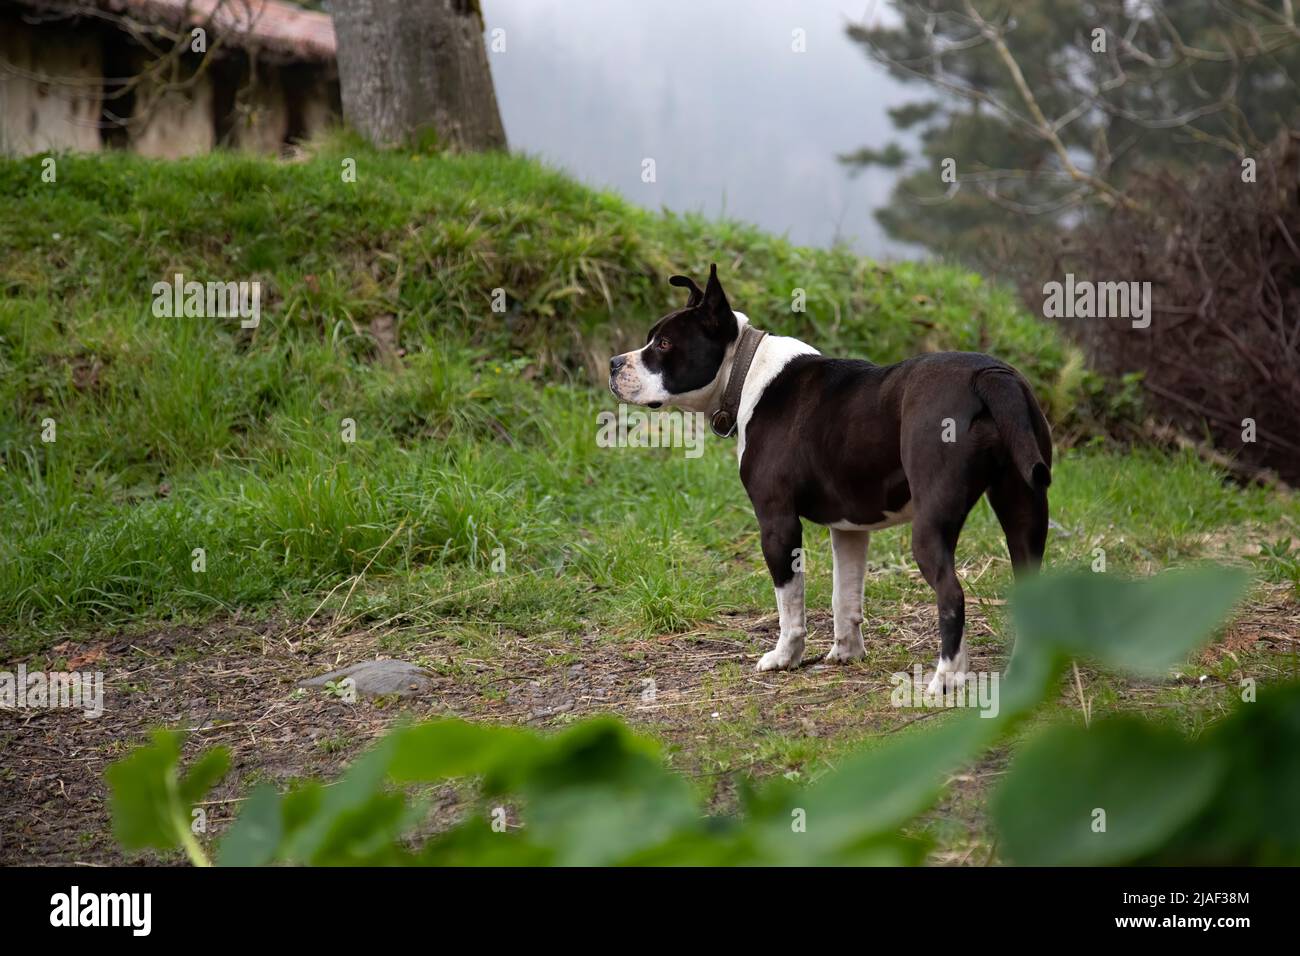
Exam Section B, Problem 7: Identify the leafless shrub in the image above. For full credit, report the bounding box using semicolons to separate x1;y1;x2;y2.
1036;130;1300;485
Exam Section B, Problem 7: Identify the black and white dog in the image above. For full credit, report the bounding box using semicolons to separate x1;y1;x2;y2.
609;265;1052;692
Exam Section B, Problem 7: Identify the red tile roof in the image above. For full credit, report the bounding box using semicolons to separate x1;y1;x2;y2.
100;0;336;60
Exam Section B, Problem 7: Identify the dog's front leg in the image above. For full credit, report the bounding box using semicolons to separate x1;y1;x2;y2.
756;512;805;671
827;528;869;663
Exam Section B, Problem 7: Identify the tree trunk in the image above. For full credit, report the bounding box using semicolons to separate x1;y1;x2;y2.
332;0;506;151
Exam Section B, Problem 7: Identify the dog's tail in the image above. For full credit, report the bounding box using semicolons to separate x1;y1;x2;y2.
973;367;1052;489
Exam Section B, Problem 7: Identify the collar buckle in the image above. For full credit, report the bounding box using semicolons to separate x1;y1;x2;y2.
710;409;735;438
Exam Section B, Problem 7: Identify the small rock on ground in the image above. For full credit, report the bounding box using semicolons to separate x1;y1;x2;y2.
299;659;432;698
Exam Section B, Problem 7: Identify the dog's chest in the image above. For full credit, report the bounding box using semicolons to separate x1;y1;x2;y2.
733;331;820;463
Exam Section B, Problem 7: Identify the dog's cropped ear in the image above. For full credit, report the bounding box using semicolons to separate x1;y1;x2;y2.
702;263;731;316
669;274;703;307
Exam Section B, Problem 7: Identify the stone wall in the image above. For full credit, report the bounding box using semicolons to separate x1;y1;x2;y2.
228;69;290;153
0;13;103;155
128;68;217;158
0;12;338;158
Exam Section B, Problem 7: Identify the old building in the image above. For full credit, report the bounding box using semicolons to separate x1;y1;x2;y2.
0;0;340;156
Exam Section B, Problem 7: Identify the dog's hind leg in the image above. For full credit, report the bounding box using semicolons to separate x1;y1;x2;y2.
986;472;1049;579
756;510;806;671
827;528;869;664
911;503;974;694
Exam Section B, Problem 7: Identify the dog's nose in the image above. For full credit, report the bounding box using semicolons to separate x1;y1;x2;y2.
609;355;626;373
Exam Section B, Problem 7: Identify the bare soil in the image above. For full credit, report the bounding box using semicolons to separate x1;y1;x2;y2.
3;585;1296;866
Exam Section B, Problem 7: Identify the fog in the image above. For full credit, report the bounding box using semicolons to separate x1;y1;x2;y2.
483;0;920;258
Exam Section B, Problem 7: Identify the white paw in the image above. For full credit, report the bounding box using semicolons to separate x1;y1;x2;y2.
926;669;966;695
824;641;866;665
927;649;970;694
757;645;803;671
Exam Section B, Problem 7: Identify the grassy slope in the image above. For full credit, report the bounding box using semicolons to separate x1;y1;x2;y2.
0;142;1293;648
2;140;1297;861
0;140;1073;637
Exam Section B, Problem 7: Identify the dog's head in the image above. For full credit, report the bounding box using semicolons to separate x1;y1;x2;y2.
608;264;739;408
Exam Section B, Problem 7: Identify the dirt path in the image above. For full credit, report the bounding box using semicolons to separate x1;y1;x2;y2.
4;586;1296;865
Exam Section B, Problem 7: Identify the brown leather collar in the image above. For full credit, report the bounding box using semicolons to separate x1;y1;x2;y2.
710;325;767;438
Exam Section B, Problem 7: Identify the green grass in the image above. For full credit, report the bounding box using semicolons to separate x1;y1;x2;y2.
0;138;1294;660
5;142;1300;868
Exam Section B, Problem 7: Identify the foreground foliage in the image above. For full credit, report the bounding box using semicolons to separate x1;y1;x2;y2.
109;566;1300;865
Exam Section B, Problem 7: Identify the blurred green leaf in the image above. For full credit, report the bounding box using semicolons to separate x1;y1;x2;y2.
106;730;228;865
1012;567;1249;676
280;736;399;864
217;784;282;867
753;712;999;863
417;817;554;866
107;730;187;852
993;718;1224;865
388;719;539;785
1156;683;1300;863
514;719;698;865
179;747;232;805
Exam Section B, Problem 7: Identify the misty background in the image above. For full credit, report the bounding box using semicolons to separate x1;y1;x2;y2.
482;0;917;258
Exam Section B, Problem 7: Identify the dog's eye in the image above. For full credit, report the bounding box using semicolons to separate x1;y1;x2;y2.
656;337;671;352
